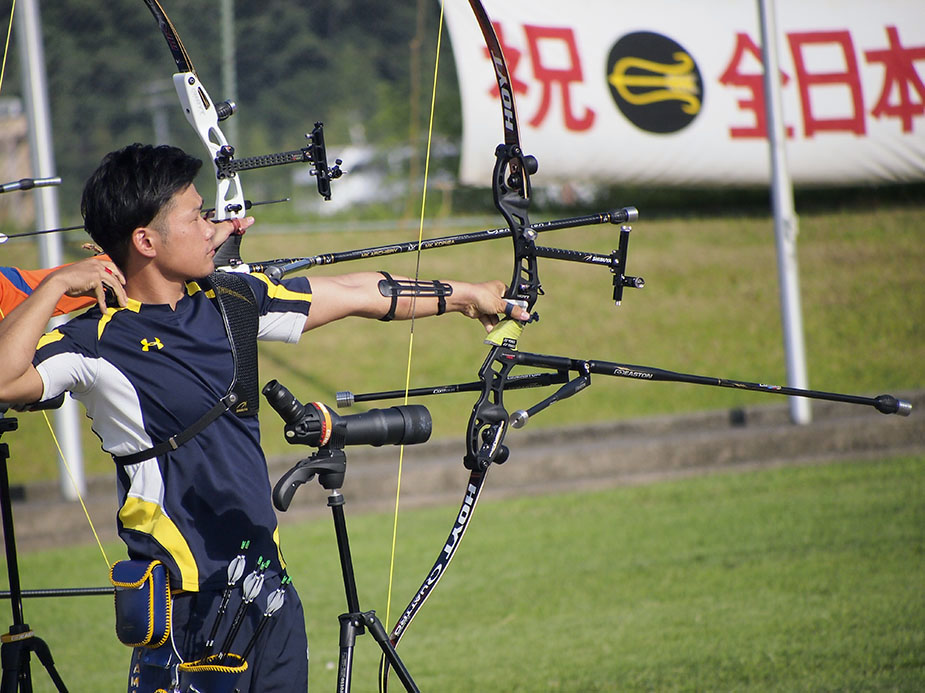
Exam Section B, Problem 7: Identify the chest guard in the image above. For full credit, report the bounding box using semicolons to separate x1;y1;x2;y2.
208;271;260;417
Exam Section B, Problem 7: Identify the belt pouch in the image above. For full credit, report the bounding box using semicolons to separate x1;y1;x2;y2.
110;559;171;648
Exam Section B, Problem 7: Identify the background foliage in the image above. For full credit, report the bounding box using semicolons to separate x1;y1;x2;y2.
2;0;461;221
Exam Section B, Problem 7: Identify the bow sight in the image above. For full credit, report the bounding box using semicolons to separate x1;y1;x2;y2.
210;121;343;268
143;0;344;270
213;122;343;204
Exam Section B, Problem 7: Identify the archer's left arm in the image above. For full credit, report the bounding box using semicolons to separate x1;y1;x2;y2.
302;272;529;333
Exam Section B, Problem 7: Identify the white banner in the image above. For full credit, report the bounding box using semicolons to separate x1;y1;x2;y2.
445;0;925;186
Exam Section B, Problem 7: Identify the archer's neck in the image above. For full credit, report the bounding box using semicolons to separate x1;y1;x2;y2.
122;260;192;309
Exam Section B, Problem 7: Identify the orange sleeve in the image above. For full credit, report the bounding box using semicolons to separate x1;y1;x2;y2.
0;256;111;318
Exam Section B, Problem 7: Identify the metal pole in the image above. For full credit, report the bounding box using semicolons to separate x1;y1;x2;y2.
221;0;239;147
757;0;811;425
16;0;86;497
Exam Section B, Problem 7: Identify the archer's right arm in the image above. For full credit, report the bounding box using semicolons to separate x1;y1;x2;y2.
0;257;125;403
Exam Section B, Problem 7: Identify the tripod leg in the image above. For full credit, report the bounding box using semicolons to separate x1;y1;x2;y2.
327;485;418;691
361;613;418;693
2;633;33;693
0;655;23;693
336;613;360;693
1;634;68;693
29;637;68;692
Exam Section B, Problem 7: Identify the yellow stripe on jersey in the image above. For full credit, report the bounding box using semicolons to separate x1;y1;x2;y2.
98;299;141;341
36;329;64;350
186;280;216;300
118;496;200;591
252;273;312;303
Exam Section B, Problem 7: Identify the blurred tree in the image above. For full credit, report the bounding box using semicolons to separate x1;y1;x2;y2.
1;0;461;225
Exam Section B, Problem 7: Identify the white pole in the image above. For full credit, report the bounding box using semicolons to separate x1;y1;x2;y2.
16;0;86;497
221;0;239;147
757;0;811;425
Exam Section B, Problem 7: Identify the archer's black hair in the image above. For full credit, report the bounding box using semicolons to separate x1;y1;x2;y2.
81;143;203;268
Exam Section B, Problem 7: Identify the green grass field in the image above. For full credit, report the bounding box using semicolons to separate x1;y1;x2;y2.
0;203;921;690
4;454;922;691
3;205;923;484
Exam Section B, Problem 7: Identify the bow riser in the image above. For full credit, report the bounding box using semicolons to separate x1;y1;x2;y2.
173;73;245;221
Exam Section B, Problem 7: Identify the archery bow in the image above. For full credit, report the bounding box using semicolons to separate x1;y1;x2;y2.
378;2;548;685
141;0;341;268
372;2;907;685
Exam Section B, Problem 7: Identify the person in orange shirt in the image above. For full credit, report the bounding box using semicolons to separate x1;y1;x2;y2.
0;257;121;318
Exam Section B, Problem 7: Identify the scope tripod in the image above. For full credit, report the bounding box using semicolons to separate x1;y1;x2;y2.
0;413;68;692
274;431;419;693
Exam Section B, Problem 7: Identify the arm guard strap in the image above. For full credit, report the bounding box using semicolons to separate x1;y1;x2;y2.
377;271;453;321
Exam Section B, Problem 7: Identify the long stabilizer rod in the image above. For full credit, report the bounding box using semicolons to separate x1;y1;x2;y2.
508;351;912;416
337;349;912;417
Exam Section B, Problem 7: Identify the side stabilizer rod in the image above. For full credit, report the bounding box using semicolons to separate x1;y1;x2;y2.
336;371;570;408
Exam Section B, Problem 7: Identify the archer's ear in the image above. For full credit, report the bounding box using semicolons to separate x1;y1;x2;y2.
132;226;159;259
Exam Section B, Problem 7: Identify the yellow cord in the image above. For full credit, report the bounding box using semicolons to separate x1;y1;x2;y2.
384;0;446;632
0;0;14;95
41;410;110;567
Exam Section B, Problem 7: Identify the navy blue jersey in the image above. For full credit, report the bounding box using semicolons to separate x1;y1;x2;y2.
33;273;312;591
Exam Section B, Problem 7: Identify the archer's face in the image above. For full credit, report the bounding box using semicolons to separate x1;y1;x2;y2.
150;184;227;280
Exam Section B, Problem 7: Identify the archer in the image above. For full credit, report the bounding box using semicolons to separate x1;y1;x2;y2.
0;143;528;693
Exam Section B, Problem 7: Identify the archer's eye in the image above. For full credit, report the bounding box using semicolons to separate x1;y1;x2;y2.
201;208;216;221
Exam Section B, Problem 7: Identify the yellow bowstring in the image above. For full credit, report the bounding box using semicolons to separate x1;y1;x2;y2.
384;0;446;631
40;410;110;567
0;0;13;95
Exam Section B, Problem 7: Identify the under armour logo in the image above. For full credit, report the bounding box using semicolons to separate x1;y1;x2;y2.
140;337;164;352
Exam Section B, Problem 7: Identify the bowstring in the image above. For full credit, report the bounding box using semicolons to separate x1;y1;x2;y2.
41;410;110;567
0;1;110;569
0;0;13;94
384;0;446;633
